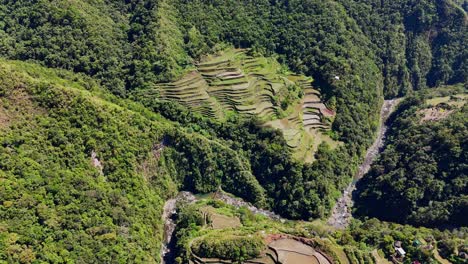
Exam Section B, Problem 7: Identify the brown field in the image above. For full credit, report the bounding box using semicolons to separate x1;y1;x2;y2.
268;238;332;264
200;206;241;229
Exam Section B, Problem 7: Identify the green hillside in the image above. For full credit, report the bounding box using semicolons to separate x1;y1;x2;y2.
0;0;466;263
140;48;338;162
0;0;190;95
355;86;467;227
0;61;174;262
337;0;467;97
0;61;347;262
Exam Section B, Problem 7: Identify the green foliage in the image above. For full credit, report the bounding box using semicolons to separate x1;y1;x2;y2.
0;1;466;262
344;218;467;264
355;94;467;227
0;62;176;262
163;129;267;207
191;235;264;262
0;0;190;95
138;98;355;219
174;0;383;154
1;0;465;225
176;204;205;229
0;61;271;263
337;0;468;97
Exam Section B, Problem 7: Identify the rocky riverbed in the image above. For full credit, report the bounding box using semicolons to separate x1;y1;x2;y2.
160;191;281;263
161;192;196;264
327;99;400;229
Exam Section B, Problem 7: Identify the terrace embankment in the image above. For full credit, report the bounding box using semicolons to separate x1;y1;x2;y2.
151;48;339;161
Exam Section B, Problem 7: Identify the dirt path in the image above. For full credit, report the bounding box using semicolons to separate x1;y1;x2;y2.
327;99;401;229
433;247;452;264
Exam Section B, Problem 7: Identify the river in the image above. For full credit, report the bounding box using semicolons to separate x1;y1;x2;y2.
160;99;401;262
327;99;400;229
160;192;197;264
160;191;281;263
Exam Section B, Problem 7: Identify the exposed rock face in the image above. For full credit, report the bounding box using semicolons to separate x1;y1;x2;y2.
91;150;103;175
212;190;283;220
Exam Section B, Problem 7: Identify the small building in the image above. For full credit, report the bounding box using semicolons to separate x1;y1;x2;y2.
334;76;340;80
413;239;422;247
396;247;406;257
394;241;402;248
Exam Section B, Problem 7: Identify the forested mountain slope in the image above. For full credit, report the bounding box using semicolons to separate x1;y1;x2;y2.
0;61;278;262
0;0;466;262
355;87;467;227
0;60;352;262
0;0;190;95
1;0;466;157
338;0;467;97
0;61;175;262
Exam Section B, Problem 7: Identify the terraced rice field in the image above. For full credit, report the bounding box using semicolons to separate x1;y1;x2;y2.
191;238;333;264
153;48;338;160
265;85;339;162
252;238;332;264
200;206;242;230
270;239;320;264
420;93;467;122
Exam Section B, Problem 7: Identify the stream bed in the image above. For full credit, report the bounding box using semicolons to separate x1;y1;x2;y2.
327;99;400;229
160;99;401;262
160;191;281;263
161;192;196;264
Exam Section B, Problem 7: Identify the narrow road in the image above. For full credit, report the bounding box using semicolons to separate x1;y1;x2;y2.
328;99;400;229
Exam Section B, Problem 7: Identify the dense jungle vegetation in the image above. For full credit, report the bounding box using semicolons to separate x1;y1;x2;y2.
0;62;174;262
355;87;467;227
338;0;467;97
0;61;273;262
0;0;466;263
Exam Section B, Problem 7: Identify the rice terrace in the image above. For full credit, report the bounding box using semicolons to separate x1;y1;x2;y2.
141;48;338;161
0;1;466;264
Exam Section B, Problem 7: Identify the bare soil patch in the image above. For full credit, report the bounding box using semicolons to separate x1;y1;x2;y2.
0;87;44;129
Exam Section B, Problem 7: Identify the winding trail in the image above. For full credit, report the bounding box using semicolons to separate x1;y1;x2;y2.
327;99;400;229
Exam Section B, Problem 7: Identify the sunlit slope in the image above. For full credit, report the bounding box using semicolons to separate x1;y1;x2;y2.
0;60;268;263
143;49;339;161
0;60;172;262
